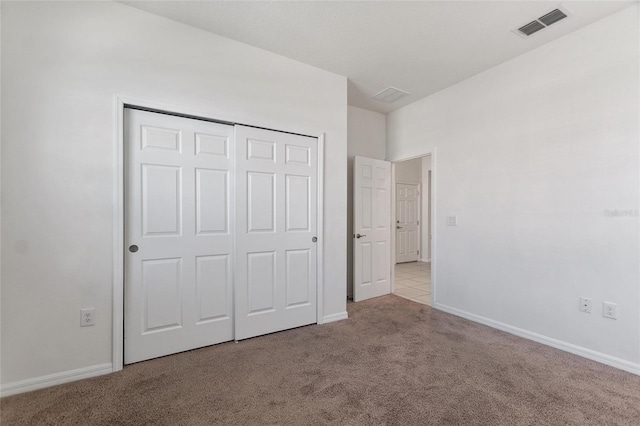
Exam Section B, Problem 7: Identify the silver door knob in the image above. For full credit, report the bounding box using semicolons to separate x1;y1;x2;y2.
355;234;366;239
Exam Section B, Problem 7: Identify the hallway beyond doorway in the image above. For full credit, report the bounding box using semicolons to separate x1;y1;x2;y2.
393;261;431;305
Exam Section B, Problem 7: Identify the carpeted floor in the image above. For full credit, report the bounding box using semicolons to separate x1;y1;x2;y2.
3;295;640;425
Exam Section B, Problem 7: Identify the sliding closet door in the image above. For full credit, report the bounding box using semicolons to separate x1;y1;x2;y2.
124;109;234;364
234;125;318;340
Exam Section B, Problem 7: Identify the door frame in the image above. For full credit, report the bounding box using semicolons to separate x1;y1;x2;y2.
112;95;325;372
394;181;422;264
390;151;436;302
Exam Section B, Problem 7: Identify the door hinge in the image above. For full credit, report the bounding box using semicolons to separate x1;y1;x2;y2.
417;250;420;255
417;220;420;225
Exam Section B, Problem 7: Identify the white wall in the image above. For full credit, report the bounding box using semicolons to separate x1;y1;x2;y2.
1;1;348;390
387;6;640;371
347;106;386;297
394;157;422;183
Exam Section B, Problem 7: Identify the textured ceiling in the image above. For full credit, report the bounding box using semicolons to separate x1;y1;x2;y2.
121;1;636;113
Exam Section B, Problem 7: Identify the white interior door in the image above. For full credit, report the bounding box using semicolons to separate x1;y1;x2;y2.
124;109;234;364
396;183;420;263
234;125;318;340
353;156;391;302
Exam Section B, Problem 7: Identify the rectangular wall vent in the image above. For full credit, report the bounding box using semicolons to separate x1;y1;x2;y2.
372;86;410;103
515;6;570;38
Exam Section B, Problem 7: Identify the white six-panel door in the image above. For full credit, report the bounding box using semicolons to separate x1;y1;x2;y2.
234;125;318;340
124;109;234;364
353;156;391;302
396;183;420;263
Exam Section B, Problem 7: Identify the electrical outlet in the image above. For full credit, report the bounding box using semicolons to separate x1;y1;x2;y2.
81;308;95;327
603;302;617;320
447;215;457;226
579;297;592;313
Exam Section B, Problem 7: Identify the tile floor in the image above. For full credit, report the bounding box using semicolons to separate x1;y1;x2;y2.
393;261;431;306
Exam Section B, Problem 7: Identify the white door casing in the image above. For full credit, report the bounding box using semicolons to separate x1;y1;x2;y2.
124;109;234;364
353;156;391;302
395;183;420;263
234;125;318;340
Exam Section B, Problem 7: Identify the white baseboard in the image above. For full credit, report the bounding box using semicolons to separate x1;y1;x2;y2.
1;363;113;398
321;311;348;324
420;258;431;263
433;303;640;376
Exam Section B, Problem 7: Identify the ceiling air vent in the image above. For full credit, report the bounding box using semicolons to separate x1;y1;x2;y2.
372;86;409;103
515;7;571;38
539;9;568;27
518;20;546;36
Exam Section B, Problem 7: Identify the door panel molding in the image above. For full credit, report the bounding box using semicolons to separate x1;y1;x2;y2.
113;95;326;372
234;125;318;340
395;182;421;263
353;156;391;302
124;109;235;364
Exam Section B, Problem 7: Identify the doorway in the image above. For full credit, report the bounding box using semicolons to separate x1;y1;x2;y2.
392;155;432;306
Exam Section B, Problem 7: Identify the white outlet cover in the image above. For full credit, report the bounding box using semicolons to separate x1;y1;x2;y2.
603;301;617;320
81;308;96;327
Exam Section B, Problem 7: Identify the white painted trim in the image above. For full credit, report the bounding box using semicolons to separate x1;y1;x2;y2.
430;149;437;306
418;182;422;261
112;96;125;373
1;363;113;397
637;1;640;383
317;134;325;324
433;303;640;376
113;95;327;370
390;163;396;292
320;311;349;324
395;179;421;185
230;126;238;342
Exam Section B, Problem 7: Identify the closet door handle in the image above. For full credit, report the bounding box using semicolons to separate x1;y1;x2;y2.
355;234;366;239
129;245;138;253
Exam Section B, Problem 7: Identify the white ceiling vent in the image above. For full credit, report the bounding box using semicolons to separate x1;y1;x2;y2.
518;20;546;36
372;86;409;103
539;9;568;26
515;7;570;38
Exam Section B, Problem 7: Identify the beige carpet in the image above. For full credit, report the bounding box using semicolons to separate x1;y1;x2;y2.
3;295;640;425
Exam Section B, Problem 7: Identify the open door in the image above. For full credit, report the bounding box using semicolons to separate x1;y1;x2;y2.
353;156;391;302
395;183;420;263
